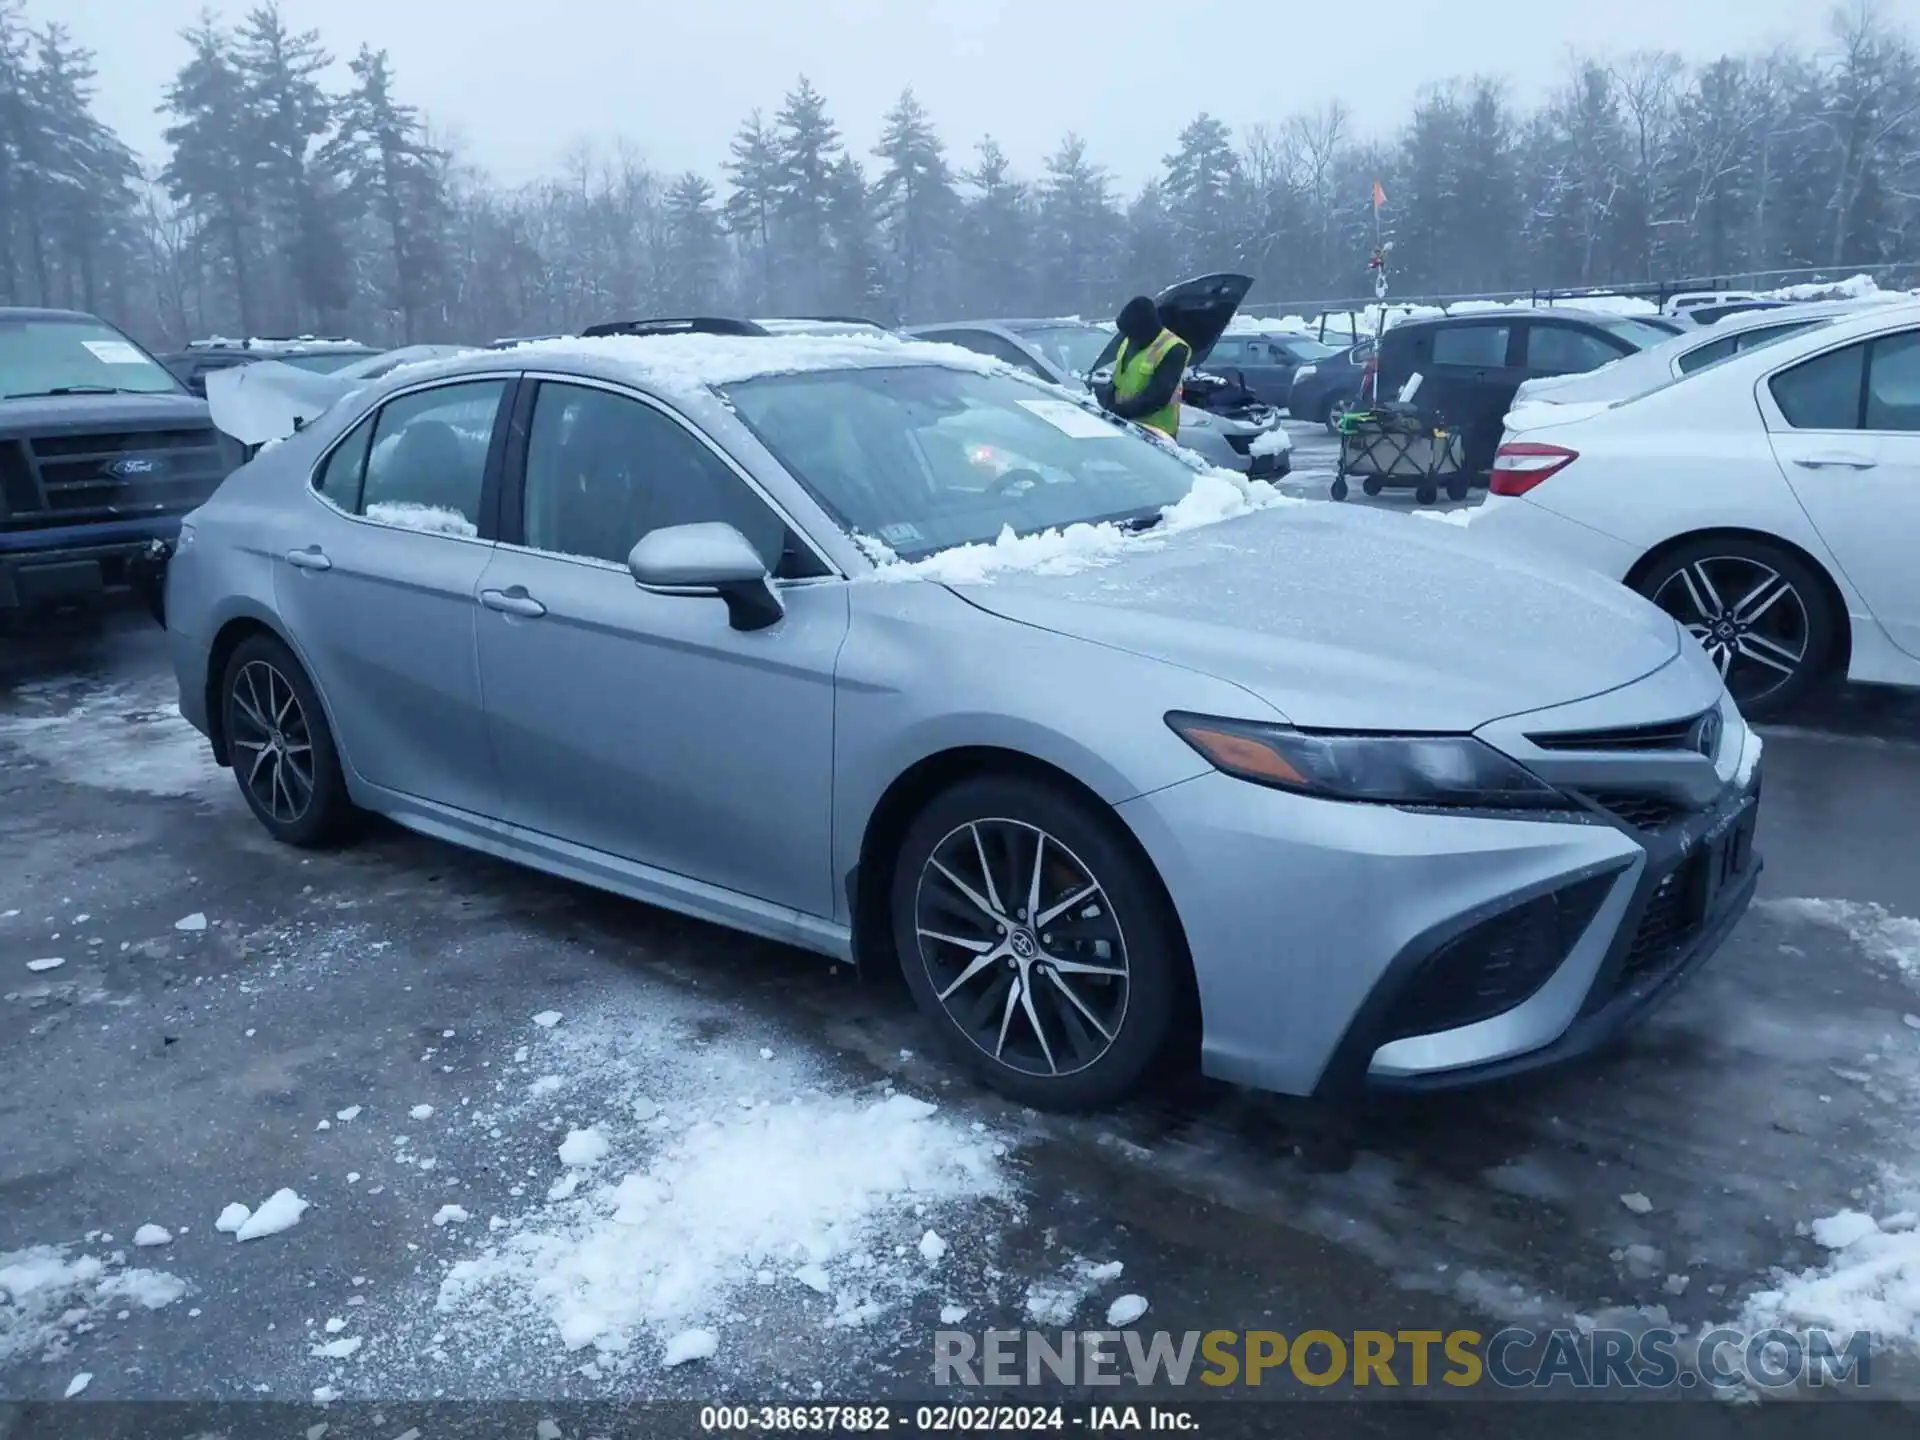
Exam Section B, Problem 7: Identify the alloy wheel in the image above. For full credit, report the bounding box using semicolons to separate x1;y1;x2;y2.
229;659;316;825
1650;556;1810;707
912;819;1130;1079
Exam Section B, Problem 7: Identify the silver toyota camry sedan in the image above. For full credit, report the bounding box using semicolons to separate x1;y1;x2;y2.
155;333;1763;1111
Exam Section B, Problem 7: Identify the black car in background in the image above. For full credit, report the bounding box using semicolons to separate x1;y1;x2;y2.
157;336;378;396
1374;309;1678;478
1202;330;1347;408
1286;337;1374;431
1;307;239;617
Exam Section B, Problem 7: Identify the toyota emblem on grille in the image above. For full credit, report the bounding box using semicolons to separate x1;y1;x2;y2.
106;456;164;479
1691;710;1722;758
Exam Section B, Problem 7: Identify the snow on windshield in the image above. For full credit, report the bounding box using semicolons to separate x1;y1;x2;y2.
860;468;1305;585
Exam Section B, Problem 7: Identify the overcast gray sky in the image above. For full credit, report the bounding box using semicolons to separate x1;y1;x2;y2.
65;0;1850;192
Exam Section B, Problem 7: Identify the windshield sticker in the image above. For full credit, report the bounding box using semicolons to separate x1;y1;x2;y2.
1017;398;1121;439
82;339;153;365
879;522;923;544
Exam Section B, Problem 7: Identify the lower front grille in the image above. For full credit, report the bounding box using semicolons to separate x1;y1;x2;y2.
1619;859;1706;984
1382;875;1613;1042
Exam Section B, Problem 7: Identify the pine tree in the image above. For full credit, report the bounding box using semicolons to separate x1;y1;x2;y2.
1122;180;1178;298
772;76;840;312
1161;113;1242;277
661;171;724;311
329;45;445;340
723;110;781;310
1038;134;1119;318
872;87;958;323
957;137;1034;317
234;1;348;330
161;16;259;332
823;154;885;319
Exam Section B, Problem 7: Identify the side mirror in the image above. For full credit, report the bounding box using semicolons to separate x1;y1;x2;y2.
627;522;783;632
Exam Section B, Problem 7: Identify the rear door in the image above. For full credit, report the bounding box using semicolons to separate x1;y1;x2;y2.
1763;326;1920;659
274;374;513;813
1408;320;1521;473
1520;320;1633;381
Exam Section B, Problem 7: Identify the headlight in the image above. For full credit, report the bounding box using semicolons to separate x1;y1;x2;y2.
1166;713;1565;808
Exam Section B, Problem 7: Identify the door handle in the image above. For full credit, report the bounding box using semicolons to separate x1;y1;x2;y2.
285;547;331;571
1793;453;1877;470
480;587;546;618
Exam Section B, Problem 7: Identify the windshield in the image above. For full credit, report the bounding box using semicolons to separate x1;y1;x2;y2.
1009;324;1113;378
276;352;372;374
1281;336;1343;360
722;365;1201;560
0;316;181;398
1592;317;1682;351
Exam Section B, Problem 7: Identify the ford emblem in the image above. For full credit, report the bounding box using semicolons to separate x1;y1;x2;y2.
107;456;164;479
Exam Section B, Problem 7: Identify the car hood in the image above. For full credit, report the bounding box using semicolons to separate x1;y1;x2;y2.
0;389;212;436
205;359;362;445
946;503;1680;732
1153;273;1252;366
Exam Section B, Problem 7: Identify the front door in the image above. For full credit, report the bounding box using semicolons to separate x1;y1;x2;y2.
473;378;846;917
273;377;511;812
1765;327;1920;659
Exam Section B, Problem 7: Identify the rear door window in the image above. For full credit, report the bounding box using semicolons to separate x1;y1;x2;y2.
1428;324;1512;369
314;414;375;511
1525;324;1625;375
1864;331;1920;433
1769;343;1867;430
359;379;508;536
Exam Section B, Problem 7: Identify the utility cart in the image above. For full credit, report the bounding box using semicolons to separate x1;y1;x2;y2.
1330;402;1470;506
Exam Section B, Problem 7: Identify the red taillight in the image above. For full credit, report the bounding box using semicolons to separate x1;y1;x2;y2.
1490;441;1578;496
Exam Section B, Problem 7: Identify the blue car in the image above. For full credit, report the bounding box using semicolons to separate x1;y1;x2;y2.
1286;338;1375;432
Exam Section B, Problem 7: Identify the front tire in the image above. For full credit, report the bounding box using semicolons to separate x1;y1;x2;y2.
890;775;1186;1111
1634;535;1838;716
221;634;354;846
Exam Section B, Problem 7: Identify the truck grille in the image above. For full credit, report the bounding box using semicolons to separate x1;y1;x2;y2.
0;429;228;530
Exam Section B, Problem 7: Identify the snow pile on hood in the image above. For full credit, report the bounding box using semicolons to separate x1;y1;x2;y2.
0;1245;188;1364
1755;898;1920;981
1742;1202;1920;1348
437;1089;1004;1357
1248;427;1292;457
863;469;1303;585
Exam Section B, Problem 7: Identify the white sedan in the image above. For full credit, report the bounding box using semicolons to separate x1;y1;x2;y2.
1510;300;1872;411
1470;301;1920;716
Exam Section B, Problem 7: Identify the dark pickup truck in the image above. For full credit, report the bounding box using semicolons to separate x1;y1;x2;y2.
1;307;240;618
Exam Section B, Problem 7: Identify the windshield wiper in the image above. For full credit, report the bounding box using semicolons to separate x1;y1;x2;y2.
4;384;143;399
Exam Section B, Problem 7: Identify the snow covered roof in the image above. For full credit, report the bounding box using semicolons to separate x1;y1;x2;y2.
496;332;1012;398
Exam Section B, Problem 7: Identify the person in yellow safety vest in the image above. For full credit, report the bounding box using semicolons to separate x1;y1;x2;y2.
1095;295;1191;439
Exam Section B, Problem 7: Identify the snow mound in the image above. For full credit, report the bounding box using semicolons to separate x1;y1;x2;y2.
662;1328;718;1367
0;677;226;799
1756;898;1920;981
1411;508;1475;528
131;1224;172;1248
870;469;1302;585
1024;1257;1126;1326
1743;1208;1920;1347
437;1088;1006;1355
1248;428;1291;457
557;1128;610;1168
234;1188;309;1241
0;1246;187;1364
364;502;478;539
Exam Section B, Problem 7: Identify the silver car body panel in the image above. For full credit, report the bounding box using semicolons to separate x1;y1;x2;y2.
165;342;1754;1099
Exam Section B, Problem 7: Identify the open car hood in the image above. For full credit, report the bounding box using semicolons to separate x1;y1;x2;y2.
1153;272;1252;365
205;360;360;446
1090;272;1254;372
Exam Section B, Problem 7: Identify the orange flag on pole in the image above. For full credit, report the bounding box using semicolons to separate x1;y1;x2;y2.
1372;179;1387;209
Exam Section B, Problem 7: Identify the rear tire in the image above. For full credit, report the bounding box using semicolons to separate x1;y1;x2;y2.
889;774;1186;1112
220;634;355;847
1632;535;1839;717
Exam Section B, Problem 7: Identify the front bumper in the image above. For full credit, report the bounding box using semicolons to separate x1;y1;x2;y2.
1116;717;1762;1099
0;518;186;610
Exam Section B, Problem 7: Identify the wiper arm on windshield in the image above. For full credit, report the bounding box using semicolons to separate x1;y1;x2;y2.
4;384;142;399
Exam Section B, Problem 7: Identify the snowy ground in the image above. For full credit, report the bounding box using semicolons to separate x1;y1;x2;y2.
5;607;1920;1409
